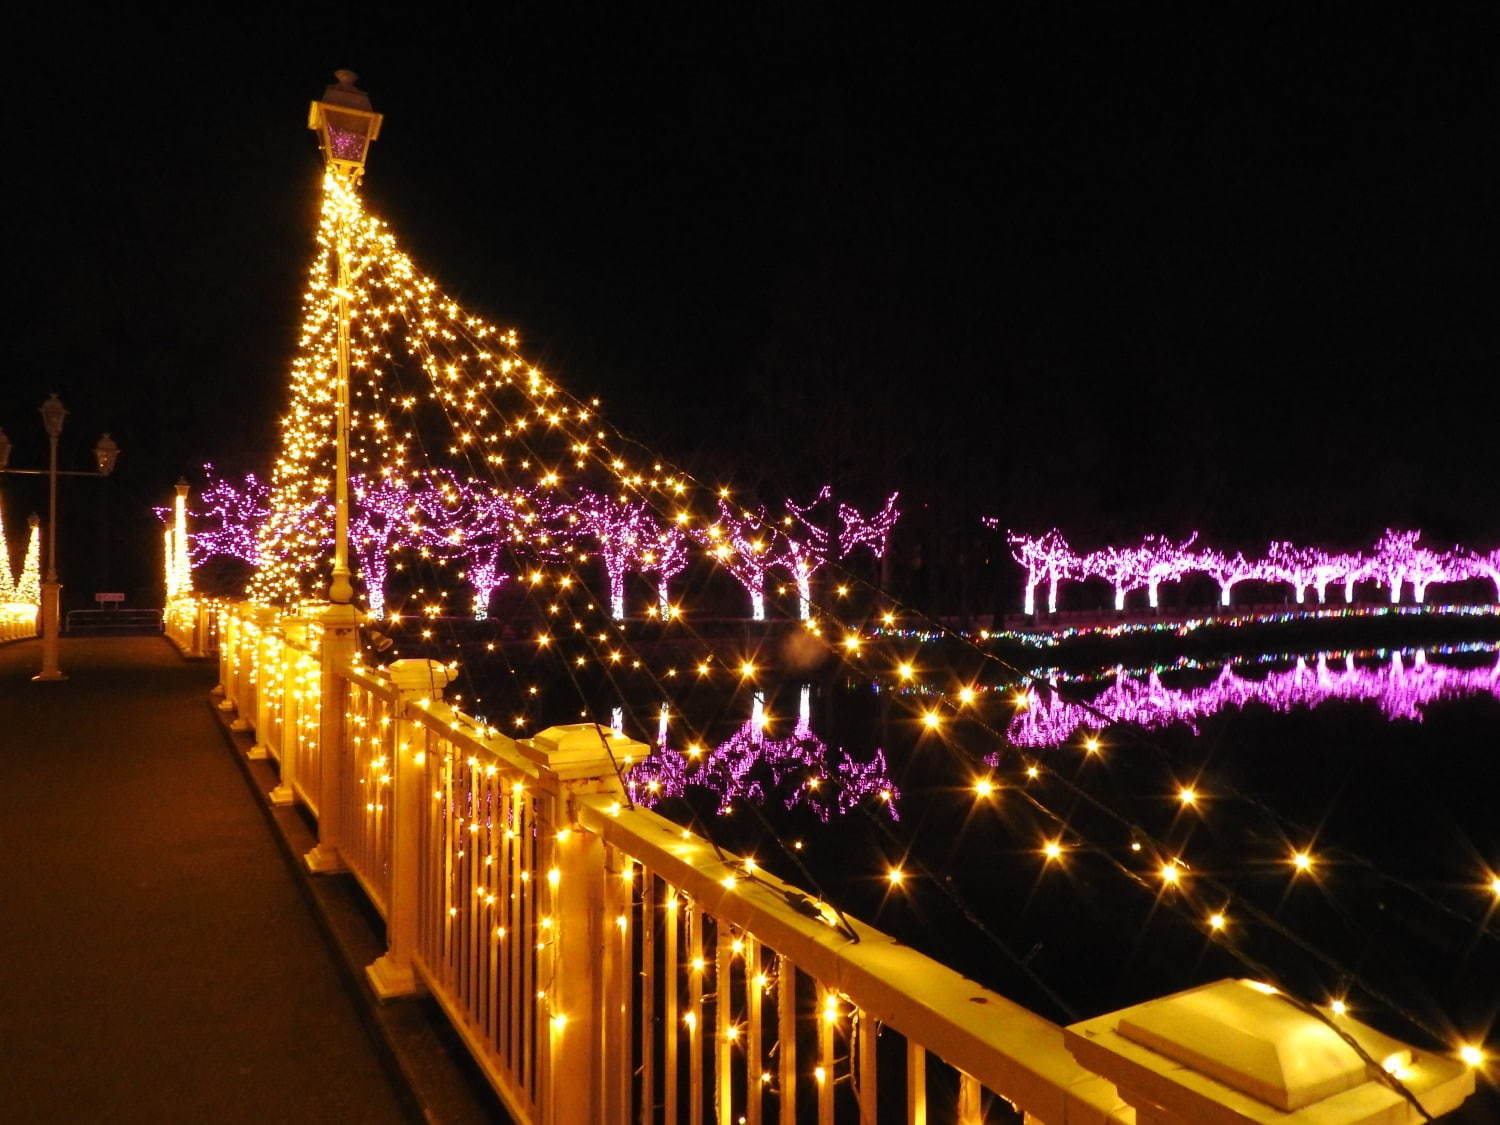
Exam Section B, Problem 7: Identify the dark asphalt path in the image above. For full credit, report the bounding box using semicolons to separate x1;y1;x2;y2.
0;636;411;1124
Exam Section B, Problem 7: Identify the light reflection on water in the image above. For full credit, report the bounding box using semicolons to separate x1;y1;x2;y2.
1004;644;1500;749
624;684;901;821
610;642;1500;822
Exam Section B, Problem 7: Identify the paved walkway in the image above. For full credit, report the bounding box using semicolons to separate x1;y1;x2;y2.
0;636;411;1124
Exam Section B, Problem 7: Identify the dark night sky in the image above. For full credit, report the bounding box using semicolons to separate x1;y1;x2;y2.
2;6;1497;602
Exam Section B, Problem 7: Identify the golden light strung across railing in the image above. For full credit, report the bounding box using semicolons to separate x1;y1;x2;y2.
201;598;1481;1124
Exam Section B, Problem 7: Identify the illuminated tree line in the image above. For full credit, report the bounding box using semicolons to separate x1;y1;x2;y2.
994;524;1500;615
170;464;897;622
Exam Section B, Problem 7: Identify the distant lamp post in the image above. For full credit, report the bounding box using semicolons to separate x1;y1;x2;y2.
0;393;120;681
309;70;381;605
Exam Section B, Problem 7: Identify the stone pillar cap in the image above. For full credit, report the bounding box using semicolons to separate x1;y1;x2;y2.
388;658;457;698
1065;978;1476;1122
520;723;647;782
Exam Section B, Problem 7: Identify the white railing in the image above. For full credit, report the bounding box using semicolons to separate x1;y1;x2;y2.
164;596;217;657
204;598;1479;1123
208;597;1128;1123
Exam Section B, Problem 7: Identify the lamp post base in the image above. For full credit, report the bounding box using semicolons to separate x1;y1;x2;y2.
35;581;63;681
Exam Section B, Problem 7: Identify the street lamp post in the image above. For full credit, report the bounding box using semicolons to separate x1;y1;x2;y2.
308;69;382;606
302;70;381;874
0;394;120;681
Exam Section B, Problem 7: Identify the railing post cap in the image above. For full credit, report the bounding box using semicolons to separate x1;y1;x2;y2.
521;723;646;783
388;658;458;698
1064;978;1477;1121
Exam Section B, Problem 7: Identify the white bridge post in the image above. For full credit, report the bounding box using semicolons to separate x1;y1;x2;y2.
520;724;639;1124
305;602;360;872
367;658;455;999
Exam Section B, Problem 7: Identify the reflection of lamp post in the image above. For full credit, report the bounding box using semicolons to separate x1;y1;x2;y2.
308;69;381;605
0;394;119;681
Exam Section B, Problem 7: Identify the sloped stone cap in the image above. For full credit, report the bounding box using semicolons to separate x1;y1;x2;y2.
1065;978;1475;1123
1119;980;1389;1110
388;658;457;698
521;723;647;781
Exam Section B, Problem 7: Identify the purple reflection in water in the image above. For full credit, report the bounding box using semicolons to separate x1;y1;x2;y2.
1004;649;1500;749
627;685;900;821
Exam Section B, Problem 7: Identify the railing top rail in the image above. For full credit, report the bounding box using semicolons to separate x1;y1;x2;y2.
572;793;1128;1124
406;695;553;785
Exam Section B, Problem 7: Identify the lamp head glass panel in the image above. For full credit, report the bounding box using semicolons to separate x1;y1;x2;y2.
94;434;119;476
308;70;381;177
39;394;67;439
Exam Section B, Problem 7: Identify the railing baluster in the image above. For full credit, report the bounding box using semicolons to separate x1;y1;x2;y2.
817;985;834;1124
715;925;732;1125
521;792;537;1101
604;848;632;1121
857;1011;877;1123
745;938;762;1125
688;902;704;1125
906;1040;926;1124
664;887;680;1124
777;956;796;1125
640;872;656;1125
957;1071;982;1123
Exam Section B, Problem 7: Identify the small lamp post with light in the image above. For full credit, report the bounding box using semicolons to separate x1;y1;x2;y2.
0;394;120;681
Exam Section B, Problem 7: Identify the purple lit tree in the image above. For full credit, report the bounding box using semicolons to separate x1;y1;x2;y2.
1193;548;1260;607
1263;540;1323;604
709;501;777;621
839;492;901;560
1002;528;1077;615
1341;551;1376;603
1371;529;1423;604
570;490;655;619
783;487;837;620
1310;553;1355;604
1082;544;1149;612
638;522;690;618
351;473;416;617
1139;532;1199;609
1458;547;1500;602
189;466;272;568
452;488;527;619
1406;544;1458;605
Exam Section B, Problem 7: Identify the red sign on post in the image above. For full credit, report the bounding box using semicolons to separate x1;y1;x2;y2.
95;593;125;604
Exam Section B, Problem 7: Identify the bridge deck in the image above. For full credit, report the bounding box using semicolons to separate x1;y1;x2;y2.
0;635;412;1123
